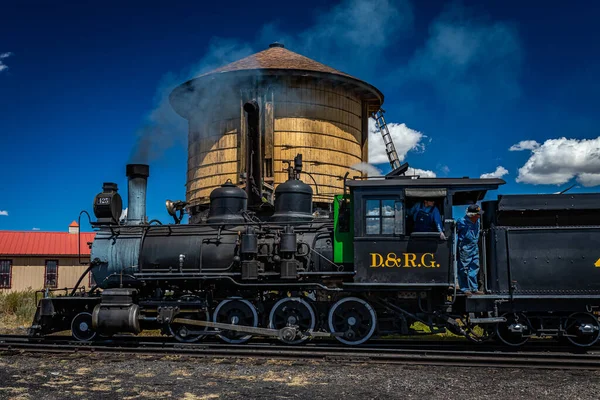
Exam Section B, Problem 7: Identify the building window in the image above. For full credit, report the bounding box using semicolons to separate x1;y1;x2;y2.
45;260;58;289
365;199;404;236
0;260;11;289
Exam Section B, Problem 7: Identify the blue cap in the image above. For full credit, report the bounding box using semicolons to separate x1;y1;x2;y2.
467;204;483;214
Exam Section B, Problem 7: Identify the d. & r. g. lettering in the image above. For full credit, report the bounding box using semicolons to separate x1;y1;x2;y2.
369;252;440;268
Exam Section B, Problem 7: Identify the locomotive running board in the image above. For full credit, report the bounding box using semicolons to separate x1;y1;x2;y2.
172;318;337;338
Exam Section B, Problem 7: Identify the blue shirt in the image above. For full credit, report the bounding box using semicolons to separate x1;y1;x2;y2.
457;215;480;261
407;203;443;233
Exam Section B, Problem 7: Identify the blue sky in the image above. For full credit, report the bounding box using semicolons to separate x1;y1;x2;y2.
1;0;599;231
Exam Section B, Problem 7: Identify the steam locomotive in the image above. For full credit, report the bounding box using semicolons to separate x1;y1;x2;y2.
29;105;600;348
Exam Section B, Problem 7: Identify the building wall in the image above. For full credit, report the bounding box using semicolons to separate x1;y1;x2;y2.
0;256;92;293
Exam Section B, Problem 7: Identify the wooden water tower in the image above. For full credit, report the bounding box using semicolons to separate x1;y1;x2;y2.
170;43;383;221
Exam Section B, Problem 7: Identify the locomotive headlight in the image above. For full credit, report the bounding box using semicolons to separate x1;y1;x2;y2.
93;182;123;224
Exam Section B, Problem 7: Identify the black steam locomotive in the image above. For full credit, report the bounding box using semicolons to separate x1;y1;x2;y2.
28;152;600;347
28;100;600;347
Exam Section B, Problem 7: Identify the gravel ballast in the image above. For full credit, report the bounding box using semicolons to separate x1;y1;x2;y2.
0;353;598;399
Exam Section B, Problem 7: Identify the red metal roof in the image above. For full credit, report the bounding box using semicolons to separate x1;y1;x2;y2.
69;221;79;227
0;231;96;256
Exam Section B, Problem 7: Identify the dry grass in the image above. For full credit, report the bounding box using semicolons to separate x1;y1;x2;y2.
0;290;37;333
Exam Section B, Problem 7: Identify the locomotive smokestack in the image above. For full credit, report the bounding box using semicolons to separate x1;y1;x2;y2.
244;100;262;207
125;164;150;225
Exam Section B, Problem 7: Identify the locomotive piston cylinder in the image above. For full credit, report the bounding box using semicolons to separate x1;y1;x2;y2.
91;288;141;335
126;163;150;225
92;303;141;335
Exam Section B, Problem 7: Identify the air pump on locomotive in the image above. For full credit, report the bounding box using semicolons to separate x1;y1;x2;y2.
29;101;600;347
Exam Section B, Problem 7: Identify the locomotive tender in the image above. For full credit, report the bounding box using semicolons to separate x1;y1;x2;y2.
29;105;600;348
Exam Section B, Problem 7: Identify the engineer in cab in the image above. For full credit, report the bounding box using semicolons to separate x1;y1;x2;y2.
407;199;446;240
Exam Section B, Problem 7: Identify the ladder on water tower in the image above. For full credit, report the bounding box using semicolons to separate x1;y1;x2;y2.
372;109;401;171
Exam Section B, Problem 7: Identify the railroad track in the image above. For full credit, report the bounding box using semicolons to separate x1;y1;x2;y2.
0;333;588;352
1;335;599;369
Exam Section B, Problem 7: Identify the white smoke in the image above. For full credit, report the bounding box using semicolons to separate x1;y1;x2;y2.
350;162;383;177
131;0;413;164
120;208;128;221
129;39;254;164
259;0;413;77
393;4;522;108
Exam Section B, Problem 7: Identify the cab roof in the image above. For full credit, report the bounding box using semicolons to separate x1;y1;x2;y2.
345;177;505;188
346;177;505;206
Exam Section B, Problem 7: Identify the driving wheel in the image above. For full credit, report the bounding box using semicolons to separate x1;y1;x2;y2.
213;298;258;344
268;297;316;344
328;297;377;345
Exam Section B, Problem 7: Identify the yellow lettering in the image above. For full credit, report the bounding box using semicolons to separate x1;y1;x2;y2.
404;253;417;267
370;253;383;268
386;253;399;268
421;253;437;268
370;252;439;269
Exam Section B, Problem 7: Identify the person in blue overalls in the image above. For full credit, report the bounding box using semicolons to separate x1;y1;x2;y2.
407;199;446;239
457;204;484;296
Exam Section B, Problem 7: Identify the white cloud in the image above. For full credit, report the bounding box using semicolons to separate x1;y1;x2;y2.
509;140;540;151
32;227;40;231
368;118;426;165
440;165;450;175
515;137;600;186
406;168;437;178
0;52;12;73
480;166;509;179
0;210;8;216
574;173;600;187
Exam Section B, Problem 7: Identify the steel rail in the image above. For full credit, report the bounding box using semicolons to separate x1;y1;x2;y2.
0;334;592;352
1;336;599;370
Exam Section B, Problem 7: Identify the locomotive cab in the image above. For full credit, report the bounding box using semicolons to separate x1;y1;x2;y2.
338;177;504;289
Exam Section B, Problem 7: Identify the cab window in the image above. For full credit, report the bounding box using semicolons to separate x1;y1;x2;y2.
364;198;404;236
